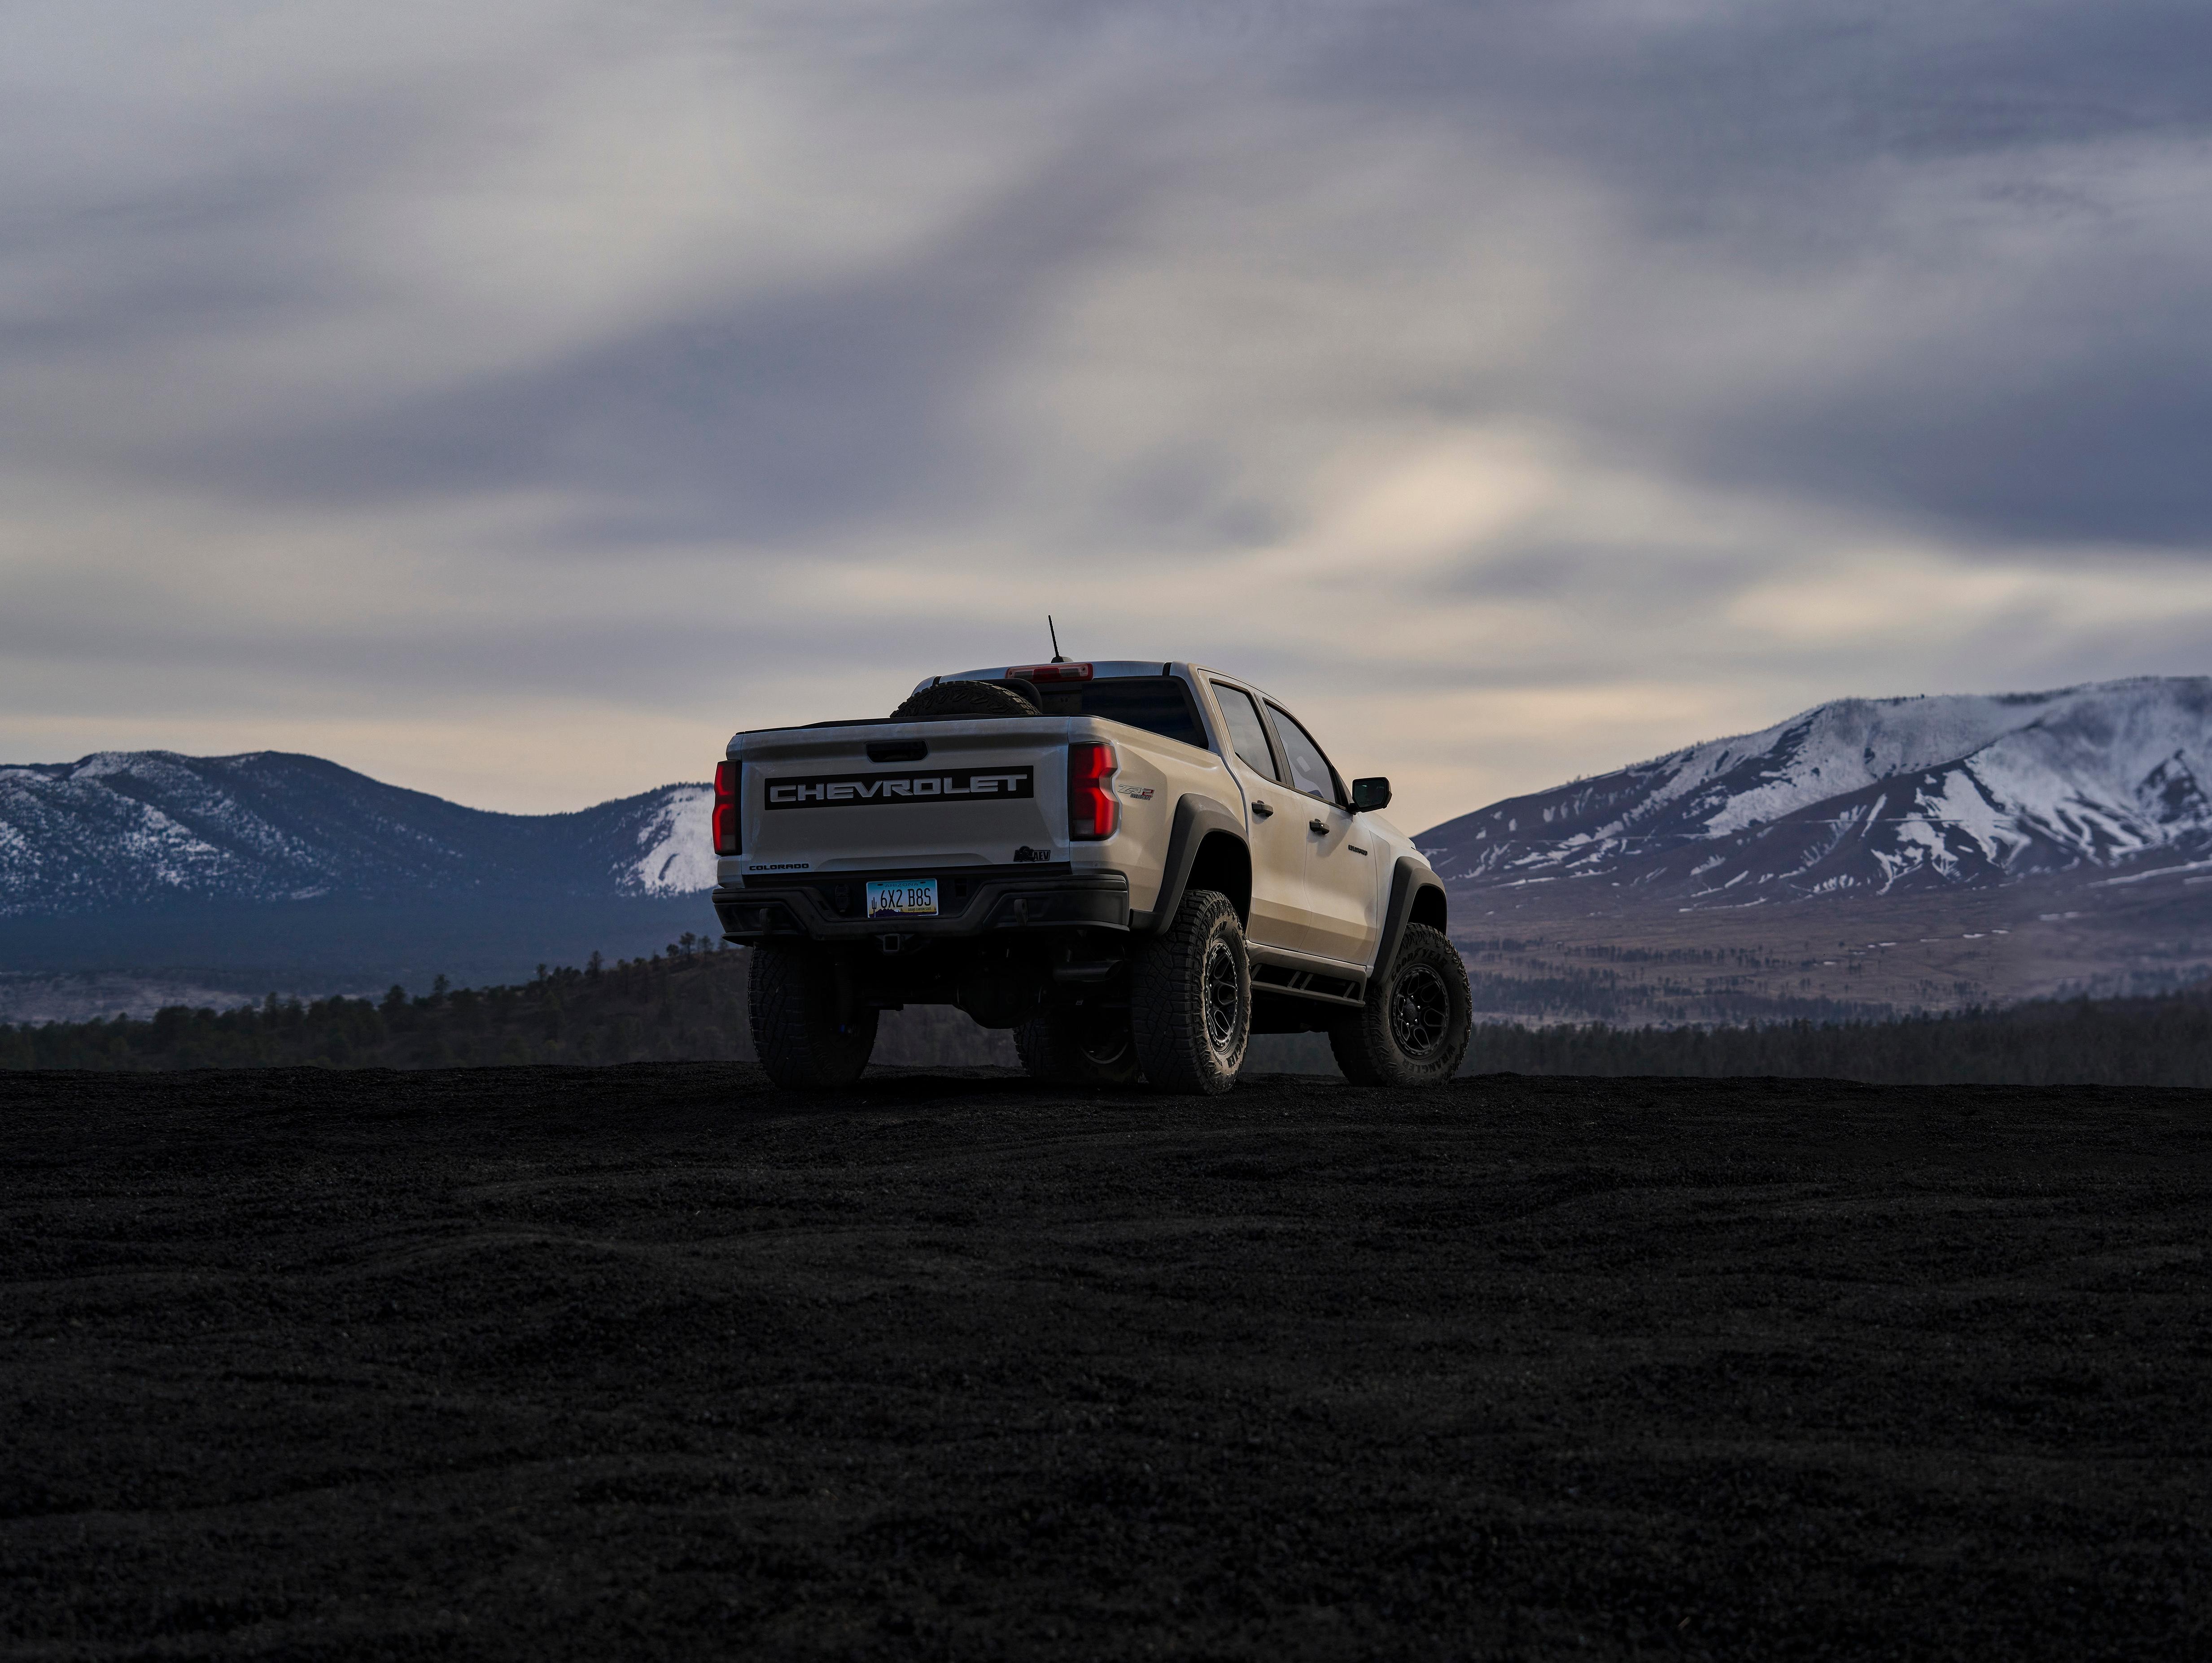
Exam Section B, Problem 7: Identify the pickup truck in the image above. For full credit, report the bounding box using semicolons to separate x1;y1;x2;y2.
711;660;1470;1094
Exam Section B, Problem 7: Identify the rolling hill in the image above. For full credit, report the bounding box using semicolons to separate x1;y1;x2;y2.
1415;677;2212;1022
0;752;717;1005
1419;677;2212;901
0;751;711;915
14;679;2212;1025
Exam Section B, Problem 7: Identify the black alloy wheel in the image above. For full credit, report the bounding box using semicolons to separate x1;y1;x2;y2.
1014;1008;1141;1087
1081;1028;1136;1071
1328;921;1473;1087
1202;939;1242;1056
1130;887;1250;1095
1390;963;1453;1061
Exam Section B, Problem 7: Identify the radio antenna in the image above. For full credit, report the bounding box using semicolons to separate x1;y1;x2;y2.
1047;615;1067;663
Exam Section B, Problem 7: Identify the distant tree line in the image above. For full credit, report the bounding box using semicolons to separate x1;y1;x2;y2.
1465;994;2212;1087
5;941;2211;1086
0;937;1003;1073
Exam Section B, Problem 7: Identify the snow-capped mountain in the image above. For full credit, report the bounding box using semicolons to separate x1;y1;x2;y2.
1421;677;2212;901
0;751;712;919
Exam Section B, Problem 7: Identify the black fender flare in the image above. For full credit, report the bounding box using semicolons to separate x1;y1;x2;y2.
1138;794;1248;932
1371;856;1447;985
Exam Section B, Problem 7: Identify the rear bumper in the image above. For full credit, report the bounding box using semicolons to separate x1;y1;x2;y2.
714;865;1130;945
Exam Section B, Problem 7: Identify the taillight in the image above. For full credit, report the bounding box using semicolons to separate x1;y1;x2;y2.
1068;741;1118;840
1012;662;1093;683
713;759;741;856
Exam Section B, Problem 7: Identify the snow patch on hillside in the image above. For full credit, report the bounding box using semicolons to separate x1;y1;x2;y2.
625;786;715;895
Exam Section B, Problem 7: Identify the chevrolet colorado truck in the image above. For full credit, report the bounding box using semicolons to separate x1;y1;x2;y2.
711;660;1471;1094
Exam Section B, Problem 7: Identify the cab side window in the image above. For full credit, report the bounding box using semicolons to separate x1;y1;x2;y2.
1268;706;1342;803
1210;684;1279;780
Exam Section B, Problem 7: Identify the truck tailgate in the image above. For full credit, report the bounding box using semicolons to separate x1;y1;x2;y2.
733;720;1067;872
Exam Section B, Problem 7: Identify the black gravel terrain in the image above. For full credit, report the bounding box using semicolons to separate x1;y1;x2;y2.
3;1066;2208;1660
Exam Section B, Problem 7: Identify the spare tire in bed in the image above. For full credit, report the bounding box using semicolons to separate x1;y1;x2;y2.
888;679;1041;721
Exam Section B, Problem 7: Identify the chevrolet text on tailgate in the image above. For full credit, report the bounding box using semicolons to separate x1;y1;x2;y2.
712;660;1471;1093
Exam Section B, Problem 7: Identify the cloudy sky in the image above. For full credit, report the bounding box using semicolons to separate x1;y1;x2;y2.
5;1;2211;829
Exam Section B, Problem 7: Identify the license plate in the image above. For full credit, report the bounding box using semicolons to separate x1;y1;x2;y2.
866;878;939;918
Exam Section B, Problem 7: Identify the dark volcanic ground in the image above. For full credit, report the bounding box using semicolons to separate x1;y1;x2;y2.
3;1067;2208;1661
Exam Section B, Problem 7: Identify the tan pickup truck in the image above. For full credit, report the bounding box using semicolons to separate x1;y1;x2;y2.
711;659;1469;1094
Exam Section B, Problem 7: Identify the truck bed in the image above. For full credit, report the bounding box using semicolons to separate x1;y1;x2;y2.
719;712;1240;931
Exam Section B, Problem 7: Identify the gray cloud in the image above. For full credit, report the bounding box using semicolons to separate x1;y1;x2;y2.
191;143;1147;545
4;0;2211;823
1323;0;2212;546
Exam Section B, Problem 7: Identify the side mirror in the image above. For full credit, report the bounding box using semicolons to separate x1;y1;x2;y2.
1350;777;1391;812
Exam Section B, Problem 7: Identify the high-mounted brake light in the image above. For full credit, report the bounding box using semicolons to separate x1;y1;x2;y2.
1011;662;1093;683
1068;741;1118;840
713;759;741;856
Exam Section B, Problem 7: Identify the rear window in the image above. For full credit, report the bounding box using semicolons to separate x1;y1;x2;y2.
1036;677;1208;750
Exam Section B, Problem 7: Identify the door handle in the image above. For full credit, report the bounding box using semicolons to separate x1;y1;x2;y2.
1308;818;1329;835
1251;799;1273;817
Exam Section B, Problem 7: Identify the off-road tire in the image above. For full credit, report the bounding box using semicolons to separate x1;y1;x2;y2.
888;680;1039;721
1130;888;1250;1095
1014;1008;1142;1087
1330;922;1472;1087
748;943;879;1090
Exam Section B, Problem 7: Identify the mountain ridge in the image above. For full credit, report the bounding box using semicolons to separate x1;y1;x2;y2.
1419;676;2212;904
0;750;713;920
12;680;2209;1008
